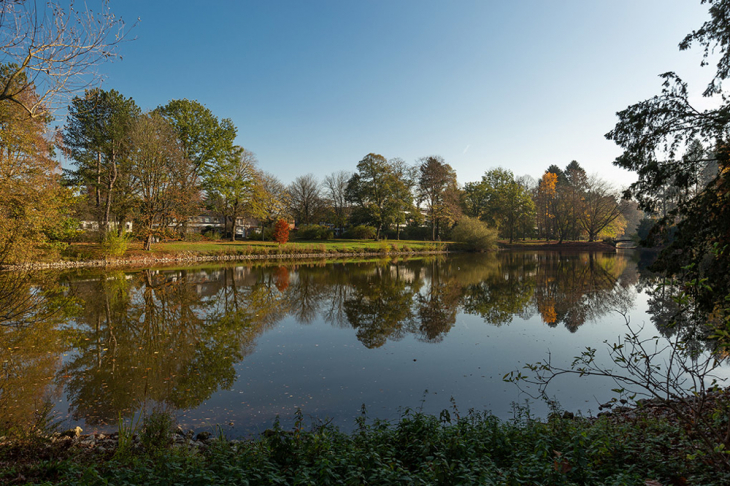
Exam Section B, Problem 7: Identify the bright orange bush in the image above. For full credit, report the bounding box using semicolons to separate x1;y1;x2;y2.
273;219;289;245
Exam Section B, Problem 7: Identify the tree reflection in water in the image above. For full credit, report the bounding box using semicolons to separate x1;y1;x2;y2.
531;252;635;332
61;267;289;425
1;251;638;432
0;271;74;435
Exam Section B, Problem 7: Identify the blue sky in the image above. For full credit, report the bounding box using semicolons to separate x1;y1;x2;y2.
93;0;713;187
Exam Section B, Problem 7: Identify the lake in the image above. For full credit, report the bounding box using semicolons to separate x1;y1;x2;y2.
0;250;706;437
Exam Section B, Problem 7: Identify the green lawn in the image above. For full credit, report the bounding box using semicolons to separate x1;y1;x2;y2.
155;239;445;254
60;239;449;262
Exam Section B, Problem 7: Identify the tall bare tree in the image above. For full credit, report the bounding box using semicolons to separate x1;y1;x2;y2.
288;174;324;226
578;176;628;242
0;0;133;117
323;170;351;234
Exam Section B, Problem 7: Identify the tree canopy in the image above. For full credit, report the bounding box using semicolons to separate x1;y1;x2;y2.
205;146;265;241
65;88;141;234
156;99;237;177
346;154;399;239
418;156;459;240
606;0;730;318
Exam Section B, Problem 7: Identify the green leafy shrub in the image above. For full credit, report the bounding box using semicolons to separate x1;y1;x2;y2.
451;217;497;252
247;228;274;241
140;411;175;451
397;226;432;241
16;406;726;485
101;230;131;257
202;229;221;240
183;232;204;242
343;225;377;240
43;217;82;244
295;224;333;241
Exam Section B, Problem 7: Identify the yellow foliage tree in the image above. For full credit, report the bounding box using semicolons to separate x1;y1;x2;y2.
535;172;557;240
0;68;72;265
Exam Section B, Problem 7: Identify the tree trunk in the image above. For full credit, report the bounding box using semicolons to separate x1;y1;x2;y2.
144;233;153;251
431;211;436;241
95;152;101;210
103;151;118;234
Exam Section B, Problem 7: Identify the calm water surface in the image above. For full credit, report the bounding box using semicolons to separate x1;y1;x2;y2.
1;251;703;437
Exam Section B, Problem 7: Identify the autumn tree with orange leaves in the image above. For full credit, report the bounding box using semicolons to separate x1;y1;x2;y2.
273;219;289;245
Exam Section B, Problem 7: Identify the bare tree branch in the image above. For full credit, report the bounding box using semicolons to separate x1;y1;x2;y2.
0;0;134;117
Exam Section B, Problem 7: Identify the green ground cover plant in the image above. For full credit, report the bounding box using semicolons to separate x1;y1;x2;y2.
1;404;725;485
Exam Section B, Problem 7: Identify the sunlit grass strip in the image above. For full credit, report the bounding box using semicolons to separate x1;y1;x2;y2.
151;239;447;255
52;239;450;265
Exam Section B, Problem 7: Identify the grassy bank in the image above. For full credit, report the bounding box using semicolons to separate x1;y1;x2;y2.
53;239;616;265
15;238;622;269
1;405;726;485
59;239;449;263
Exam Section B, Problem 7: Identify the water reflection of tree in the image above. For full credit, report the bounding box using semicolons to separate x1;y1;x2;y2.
641;278;710;359
301;253;636;345
415;259;468;342
0;272;73;433
461;253;536;326
303;263;358;329
343;263;422;348
285;263;334;324
2;253;644;432
61;266;288;424
533;252;632;332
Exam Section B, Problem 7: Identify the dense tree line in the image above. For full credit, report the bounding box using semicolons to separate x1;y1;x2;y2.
0;1;638;261
278;155;631;244
2;78;638;257
2;0;706;270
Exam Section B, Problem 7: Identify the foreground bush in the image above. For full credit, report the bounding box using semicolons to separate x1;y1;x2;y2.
451;217;498;251
2;405;726;485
